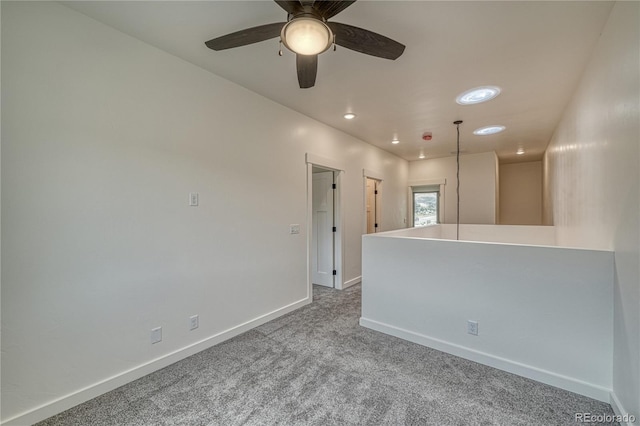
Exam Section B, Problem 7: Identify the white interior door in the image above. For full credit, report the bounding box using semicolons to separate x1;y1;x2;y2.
312;171;334;287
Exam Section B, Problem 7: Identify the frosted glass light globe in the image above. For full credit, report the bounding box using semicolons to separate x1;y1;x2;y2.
282;18;332;56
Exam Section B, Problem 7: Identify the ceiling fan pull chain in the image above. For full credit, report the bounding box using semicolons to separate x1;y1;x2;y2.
333;34;337;51
278;40;283;56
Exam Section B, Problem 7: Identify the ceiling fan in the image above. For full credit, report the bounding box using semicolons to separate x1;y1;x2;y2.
205;0;405;89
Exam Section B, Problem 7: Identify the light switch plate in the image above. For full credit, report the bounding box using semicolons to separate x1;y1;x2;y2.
289;224;300;234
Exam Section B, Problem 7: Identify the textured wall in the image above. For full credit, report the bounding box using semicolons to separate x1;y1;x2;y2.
1;2;408;422
543;1;639;419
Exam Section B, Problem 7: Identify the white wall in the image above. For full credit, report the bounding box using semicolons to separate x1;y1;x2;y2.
499;161;542;225
377;224;556;247
0;2;407;423
361;230;614;401
441;224;555;246
408;152;498;225
543;1;639;420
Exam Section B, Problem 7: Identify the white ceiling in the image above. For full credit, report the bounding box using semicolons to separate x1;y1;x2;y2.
62;1;613;163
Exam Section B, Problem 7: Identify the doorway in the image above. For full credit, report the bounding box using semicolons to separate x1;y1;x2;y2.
306;153;344;292
311;168;335;287
366;177;380;234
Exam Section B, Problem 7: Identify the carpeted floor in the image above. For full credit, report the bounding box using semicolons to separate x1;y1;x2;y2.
38;284;617;425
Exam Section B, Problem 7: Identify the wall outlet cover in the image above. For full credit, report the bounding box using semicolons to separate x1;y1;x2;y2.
467;320;479;336
189;315;199;331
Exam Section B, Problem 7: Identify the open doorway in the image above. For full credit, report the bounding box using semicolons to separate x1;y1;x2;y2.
363;170;383;234
311;167;335;287
306;153;345;292
366;178;379;233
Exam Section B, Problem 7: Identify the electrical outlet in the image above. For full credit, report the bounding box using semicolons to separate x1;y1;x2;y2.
189;315;199;331
467;320;478;336
189;192;199;206
151;327;162;344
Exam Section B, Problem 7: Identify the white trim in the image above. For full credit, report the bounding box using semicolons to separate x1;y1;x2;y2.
363;169;383;181
359;317;612;403
2;297;311;426
408;178;446;187
343;276;362;289
333;172;344;290
307;163;314;295
305;152;346;172
610;391;637;426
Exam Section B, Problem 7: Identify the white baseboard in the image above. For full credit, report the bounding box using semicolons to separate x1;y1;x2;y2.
2;297;311;426
359;317;612;403
343;276;362;289
610;391;637;426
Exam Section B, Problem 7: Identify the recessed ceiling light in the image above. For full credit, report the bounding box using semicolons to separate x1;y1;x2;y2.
456;86;501;105
516;148;525;155
343;113;356;120
473;125;506;136
418;154;425;159
391;139;400;144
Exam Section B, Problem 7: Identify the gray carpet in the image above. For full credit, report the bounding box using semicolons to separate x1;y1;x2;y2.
38;284;617;425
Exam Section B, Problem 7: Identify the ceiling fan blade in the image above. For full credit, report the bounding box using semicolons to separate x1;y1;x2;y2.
296;54;318;88
327;22;405;60
314;1;356;19
205;22;285;51
274;1;302;15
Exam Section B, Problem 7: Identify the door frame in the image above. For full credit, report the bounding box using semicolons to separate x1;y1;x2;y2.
306;153;345;291
363;169;383;234
311;170;335;288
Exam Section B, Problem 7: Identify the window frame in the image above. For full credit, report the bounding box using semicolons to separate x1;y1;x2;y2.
413;190;440;226
408;179;446;227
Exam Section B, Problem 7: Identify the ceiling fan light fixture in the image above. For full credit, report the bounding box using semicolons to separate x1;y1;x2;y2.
456;86;501;105
282;18;333;56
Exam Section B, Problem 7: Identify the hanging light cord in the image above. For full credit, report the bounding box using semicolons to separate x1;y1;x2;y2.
454;120;463;240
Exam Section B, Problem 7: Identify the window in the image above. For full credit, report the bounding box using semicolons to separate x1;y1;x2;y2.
412;185;440;226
